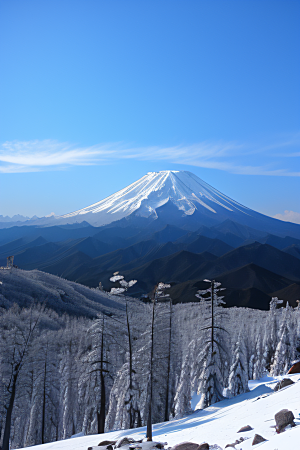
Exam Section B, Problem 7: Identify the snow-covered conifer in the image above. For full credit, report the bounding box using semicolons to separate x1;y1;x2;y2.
193;280;229;408
270;303;296;376
227;332;249;397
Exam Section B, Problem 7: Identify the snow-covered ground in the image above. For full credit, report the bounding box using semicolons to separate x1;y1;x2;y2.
18;374;300;450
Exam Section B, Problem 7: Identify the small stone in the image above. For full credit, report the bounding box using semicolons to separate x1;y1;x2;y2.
252;434;267;445
225;445;236;449
276;378;295;391
275;409;295;432
237;425;253;432
171;444;199;450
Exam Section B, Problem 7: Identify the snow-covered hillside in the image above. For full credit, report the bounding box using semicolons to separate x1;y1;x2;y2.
17;375;300;450
0;268;125;316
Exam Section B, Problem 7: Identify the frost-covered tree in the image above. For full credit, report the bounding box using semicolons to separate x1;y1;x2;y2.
0;305;44;450
105;301;144;431
270;303;296;376
261;297;283;372
78;314;112;435
252;335;266;380
173;340;196;418
193;279;229;409
24;331;60;446
146;282;171;441
104;273;141;430
227;332;249;397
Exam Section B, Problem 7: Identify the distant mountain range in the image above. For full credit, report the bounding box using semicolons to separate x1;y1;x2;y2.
1;171;300;310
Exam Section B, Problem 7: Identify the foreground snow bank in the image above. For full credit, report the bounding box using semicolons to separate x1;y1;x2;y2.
18;375;300;450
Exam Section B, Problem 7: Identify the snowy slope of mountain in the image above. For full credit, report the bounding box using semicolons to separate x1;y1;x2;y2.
0;268;125;317
16;375;300;450
60;171;251;224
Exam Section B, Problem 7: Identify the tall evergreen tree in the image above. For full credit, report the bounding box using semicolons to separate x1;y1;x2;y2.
193;280;228;409
227;332;249;397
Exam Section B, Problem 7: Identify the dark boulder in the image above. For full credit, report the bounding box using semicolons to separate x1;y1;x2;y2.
288;360;300;374
252;434;267;445
275;409;295;432
274;378;295;392
237;425;253;432
198;445;209;450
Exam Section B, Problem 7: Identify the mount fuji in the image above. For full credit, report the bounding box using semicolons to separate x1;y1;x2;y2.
1;171;300;308
5;170;300;238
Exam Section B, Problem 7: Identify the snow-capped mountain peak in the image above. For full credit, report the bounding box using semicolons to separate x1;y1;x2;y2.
59;170;250;226
1;171;300;238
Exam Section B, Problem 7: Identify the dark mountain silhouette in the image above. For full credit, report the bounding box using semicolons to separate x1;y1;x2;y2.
216;263;294;293
224;288;272;310
203;242;300;281
184;236;233;256
283;244;300;260
0;236;48;263
270;283;300;307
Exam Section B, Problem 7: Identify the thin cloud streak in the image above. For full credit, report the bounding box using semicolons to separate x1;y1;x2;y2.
0;138;299;176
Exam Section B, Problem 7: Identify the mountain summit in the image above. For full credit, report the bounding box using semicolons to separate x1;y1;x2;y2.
1;170;300;238
53;170;298;237
60;170;251;226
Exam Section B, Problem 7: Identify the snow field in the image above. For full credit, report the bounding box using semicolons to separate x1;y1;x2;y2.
18;375;300;450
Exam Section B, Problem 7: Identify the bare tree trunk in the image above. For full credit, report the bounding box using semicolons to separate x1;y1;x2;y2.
146;300;155;441
2;368;18;450
98;370;106;434
2;310;41;450
211;281;214;355
164;298;172;422
98;315;106;434
126;302;135;429
41;352;47;444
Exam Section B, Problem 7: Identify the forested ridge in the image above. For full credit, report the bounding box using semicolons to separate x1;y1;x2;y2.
0;271;299;449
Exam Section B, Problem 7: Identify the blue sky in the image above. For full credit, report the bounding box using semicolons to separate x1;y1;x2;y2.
0;0;299;222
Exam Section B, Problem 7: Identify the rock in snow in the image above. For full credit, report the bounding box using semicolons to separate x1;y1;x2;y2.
274;378;295;392
287;360;300;374
251;434;267;445
237;425;253;432
274;409;295;432
170;443;199;450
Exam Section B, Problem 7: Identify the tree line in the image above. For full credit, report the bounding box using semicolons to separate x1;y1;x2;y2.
0;276;299;449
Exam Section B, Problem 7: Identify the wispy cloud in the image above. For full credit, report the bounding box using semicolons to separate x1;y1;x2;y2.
274;210;300;224
0;136;300;176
